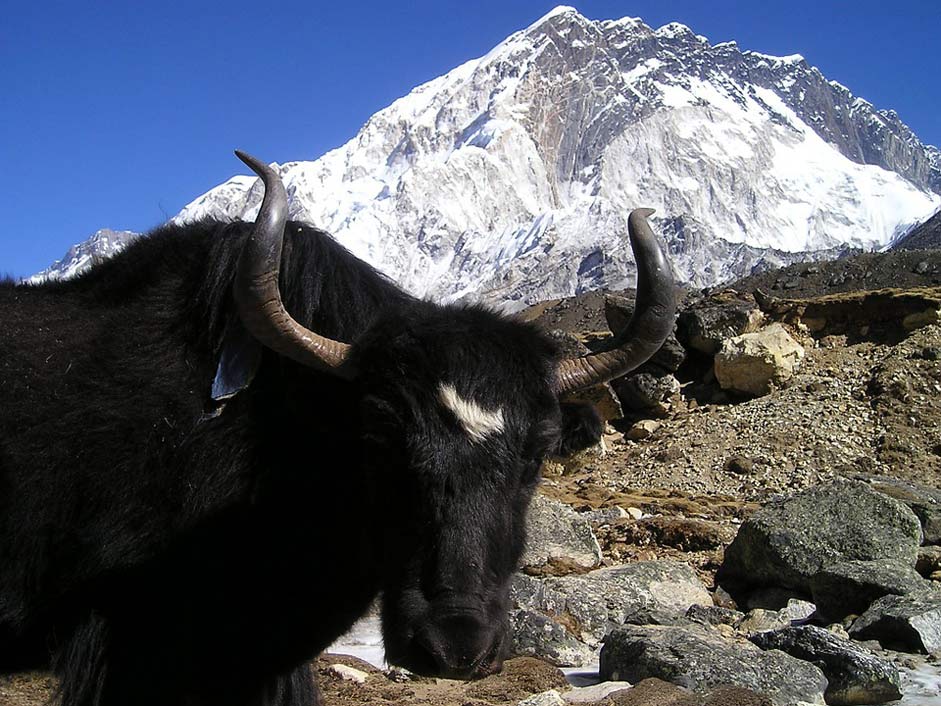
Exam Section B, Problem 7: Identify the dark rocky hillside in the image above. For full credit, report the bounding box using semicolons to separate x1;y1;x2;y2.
703;246;941;300
894;211;941;250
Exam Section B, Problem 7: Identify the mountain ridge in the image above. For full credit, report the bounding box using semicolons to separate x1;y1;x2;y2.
33;7;941;308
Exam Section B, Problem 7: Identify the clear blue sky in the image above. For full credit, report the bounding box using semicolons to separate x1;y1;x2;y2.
2;0;938;279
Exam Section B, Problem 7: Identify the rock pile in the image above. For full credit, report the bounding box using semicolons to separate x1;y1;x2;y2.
503;477;941;705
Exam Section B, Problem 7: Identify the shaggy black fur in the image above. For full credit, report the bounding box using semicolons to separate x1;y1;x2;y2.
0;221;599;706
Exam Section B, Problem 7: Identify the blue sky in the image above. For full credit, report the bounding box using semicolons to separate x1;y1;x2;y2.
2;1;938;279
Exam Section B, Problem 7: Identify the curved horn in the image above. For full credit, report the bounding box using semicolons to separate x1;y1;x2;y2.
233;150;356;378
555;208;675;395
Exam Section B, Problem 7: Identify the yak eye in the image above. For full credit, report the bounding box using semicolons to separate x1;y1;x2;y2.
523;415;561;461
361;396;404;433
520;458;543;486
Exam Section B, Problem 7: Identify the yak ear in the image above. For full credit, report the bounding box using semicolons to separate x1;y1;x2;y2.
211;318;263;401
555;402;604;456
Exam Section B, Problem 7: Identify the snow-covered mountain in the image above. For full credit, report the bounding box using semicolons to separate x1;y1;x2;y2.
38;7;941;307
28;229;137;284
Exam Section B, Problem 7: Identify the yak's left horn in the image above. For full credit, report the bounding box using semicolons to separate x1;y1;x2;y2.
554;208;675;395
233;150;357;379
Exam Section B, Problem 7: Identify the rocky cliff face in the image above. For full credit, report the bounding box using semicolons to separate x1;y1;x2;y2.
35;7;941;308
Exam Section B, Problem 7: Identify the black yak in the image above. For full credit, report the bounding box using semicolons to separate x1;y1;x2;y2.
0;151;675;706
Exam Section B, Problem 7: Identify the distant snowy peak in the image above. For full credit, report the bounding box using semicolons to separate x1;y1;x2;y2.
47;7;941;308
28;229;138;284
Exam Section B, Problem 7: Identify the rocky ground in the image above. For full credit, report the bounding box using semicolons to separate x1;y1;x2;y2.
5;249;941;705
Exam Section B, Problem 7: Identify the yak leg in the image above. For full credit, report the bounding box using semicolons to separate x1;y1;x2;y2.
52;611;112;706
52;612;319;706
312;671;323;706
254;663;318;706
52;611;177;706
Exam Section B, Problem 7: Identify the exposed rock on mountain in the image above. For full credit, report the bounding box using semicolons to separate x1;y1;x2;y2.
36;8;941;308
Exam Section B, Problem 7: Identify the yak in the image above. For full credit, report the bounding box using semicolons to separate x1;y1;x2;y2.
0;151;675;706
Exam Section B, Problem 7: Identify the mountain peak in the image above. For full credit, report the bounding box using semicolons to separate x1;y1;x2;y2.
38;10;941;310
533;5;580;23
654;22;698;39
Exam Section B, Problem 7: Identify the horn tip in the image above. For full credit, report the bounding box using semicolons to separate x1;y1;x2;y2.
630;207;656;221
234;149;266;177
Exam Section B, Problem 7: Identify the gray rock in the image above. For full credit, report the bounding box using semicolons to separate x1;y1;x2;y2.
677;299;765;355
850;591;941;654
810;558;932;622
685;604;744;628
614;373;681;412
543;562;712;645
916;545;941;577
736;608;791;636
623;604;691;627
509;574;596;667
717;480;923;603
521;495;603;574
580;506;629;525
714;324;805;397
858;475;941;545
511;573;569;618
780;599;817;623
750;625;902;705
509;610;595;667
925;511;941;544
563;380;624;423
701;686;775;706
599;624;827;706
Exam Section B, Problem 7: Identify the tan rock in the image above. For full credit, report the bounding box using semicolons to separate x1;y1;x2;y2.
714;324;805;396
627;419;661;440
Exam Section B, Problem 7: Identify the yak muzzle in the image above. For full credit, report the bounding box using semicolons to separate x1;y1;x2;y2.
404;610;507;680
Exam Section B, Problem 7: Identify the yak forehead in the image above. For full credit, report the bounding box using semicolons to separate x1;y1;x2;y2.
356;303;561;445
437;382;506;443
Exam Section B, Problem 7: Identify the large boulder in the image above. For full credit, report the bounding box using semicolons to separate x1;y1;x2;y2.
849;591;941;654
509;575;595;667
521;495;603;575
714;324;805;397
809;558;933;622
749;626;902;705
858;475;941;545
599;624;827;706
677;294;765;355
717;480;923;603
509;609;595;667
515;562;711;647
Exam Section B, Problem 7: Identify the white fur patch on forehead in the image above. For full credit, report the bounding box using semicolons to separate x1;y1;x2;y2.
438;383;505;443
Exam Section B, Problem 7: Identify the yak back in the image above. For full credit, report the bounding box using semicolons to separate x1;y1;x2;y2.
0;220;409;646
